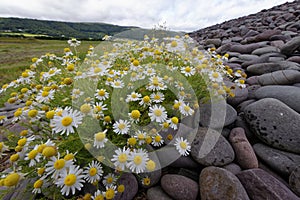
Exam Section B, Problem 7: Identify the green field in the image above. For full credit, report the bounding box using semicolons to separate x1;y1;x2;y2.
0;37;100;86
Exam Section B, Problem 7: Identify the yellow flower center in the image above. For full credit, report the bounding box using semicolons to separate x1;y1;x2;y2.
118;153;128;163
28;150;38;159
180;141;187;149
67;64;75;71
143;96;150;103
94;67;102;73
185;66;191;73
0;142;3;150
95;132;106;141
128;137;137;146
19;129;27;137
14;110;23;117
10;153;19;162
63;78;73;85
21;88;28;93
131;110;140;119
145;136;152;144
173;103;180;110
106;177;113;184
64;174;77;186
118;123;126;130
104;116;111;122
89;167;97;176
137;133;145;140
132;60;139;66
167;134;173;140
34;179;43;188
22;72;29;78
98;89;106;96
171;117;179;124
42;146;57;157
154;135;162;142
4;173;20;187
80;104;91;114
41;91;49;97
46;110;55;119
154;95;161;100
105;188;115;200
28;109;38;118
143;177;151;186
153;109;162;117
117;184;125;193
94;195;104;200
152;77;159;86
18;138;27;146
61;116;73;126
54;159;66;170
64;153;74;161
212;72;219;78
184;106;190;112
95;106;102;112
171;41;178;47
37;168;45;176
146;160;156;171
37;144;46;153
133;155;142;165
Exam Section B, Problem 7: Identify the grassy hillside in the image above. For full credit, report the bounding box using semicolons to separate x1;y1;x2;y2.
0;37;100;86
0;17;137;40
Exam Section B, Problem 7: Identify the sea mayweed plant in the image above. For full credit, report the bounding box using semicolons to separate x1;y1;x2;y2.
0;34;246;199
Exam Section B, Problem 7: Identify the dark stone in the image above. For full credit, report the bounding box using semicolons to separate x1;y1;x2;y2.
114;173;138;200
147;186;173;200
191;127;235;166
281;36;300;55
289;165;300;197
237;169;300;200
244;98;300;153
200;166;249;200
254;143;300;176
257;70;300;85
161;174;199;200
229;127;258;169
255;85;300;113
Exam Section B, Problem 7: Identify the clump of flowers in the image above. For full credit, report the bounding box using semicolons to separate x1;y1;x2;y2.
0;35;245;198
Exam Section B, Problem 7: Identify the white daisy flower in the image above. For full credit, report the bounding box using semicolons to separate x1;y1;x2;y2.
127;149;149;174
56;165;85;196
148;105;168;123
51;107;83;136
147;76;167;91
143;67;156;76
151;133;164;147
174;137;191;156
95;89;109;101
45;154;73;179
134;130;147;145
102;173;117;187
104;185;117;199
93;130;108;149
234;79;246;89
169;116;179;130
83;160;103;183
209;71;223;83
126;92;142;102
139;95;151;107
181;66;196;77
12;108;26;123
41;68;62;81
68;38;81;47
0;115;7;124
93;102;108;116
150;92;165;103
32;177;45;194
72;88;84;99
111;147;130;171
92;190;105;200
179;103;194;116
24;145;41;167
113;119;130;135
111;79;124;88
25;109;45;123
0;142;9;158
36;89;55;103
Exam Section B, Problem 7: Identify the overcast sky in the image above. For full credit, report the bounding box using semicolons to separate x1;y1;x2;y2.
0;0;293;32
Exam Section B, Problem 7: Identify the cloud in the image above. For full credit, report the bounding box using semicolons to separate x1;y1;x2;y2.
0;0;294;32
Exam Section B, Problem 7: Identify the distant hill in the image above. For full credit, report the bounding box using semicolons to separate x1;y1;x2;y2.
0;17;138;40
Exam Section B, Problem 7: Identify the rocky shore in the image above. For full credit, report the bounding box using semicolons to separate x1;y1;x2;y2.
1;0;300;199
